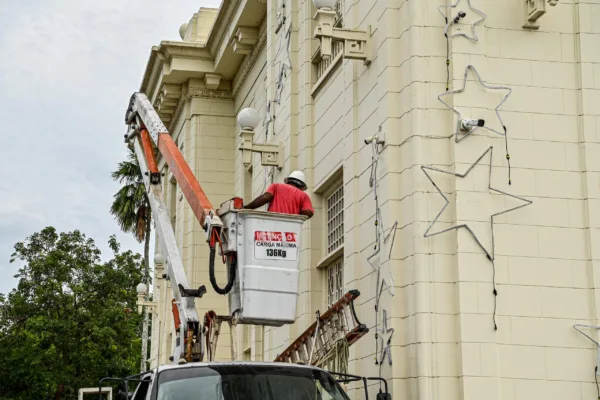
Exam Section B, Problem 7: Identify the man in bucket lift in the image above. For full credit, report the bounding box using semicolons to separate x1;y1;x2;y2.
244;171;314;219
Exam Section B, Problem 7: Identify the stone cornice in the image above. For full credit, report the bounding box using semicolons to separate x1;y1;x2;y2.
157;41;213;62
140;42;215;99
232;28;267;97
140;47;160;96
167;87;234;132
188;88;233;100
206;0;241;57
140;0;267;100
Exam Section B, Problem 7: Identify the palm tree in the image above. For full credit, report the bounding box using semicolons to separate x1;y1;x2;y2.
110;143;151;372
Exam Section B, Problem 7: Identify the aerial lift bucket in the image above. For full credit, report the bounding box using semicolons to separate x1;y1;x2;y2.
219;200;306;326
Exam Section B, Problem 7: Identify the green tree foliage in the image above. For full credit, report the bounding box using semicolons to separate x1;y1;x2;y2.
111;142;152;373
0;227;143;399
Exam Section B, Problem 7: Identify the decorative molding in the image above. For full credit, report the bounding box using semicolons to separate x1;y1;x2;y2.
208;0;242;58
523;0;559;30
231;26;259;55
166;87;233;133
204;73;222;90
239;128;283;168
232;30;268;98
187;88;233;100
316;245;344;270
154;84;182;126
313;9;371;63
167;92;187;135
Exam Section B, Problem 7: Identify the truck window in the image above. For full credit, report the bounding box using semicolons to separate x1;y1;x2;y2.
152;365;349;400
132;378;151;400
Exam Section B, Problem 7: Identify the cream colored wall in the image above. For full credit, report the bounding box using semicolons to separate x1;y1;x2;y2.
148;0;600;398
242;0;600;399
446;1;600;399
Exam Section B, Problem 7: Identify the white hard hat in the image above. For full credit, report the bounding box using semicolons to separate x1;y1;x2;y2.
284;170;307;190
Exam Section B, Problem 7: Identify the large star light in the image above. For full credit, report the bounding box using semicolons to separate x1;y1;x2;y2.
421;146;532;261
438;0;487;42
574;324;600;377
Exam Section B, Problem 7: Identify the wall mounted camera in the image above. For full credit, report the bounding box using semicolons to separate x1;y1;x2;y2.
461;118;485;131
453;11;467;24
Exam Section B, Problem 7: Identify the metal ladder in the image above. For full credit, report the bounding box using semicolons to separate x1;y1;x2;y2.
274;290;368;367
204;311;240;362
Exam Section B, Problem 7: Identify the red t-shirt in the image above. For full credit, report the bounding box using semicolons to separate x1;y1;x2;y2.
265;183;314;215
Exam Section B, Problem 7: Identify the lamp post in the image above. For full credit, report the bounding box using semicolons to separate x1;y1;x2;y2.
237;107;282;169
312;0;371;63
136;254;162;373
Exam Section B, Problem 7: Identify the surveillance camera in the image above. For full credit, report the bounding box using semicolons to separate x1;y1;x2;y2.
461;119;485;131
365;135;386;146
453;11;467;24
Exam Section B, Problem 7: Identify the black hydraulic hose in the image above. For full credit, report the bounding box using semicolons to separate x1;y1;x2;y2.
350;298;362;325
209;246;236;294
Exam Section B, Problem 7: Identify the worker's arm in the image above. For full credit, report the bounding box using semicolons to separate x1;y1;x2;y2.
300;194;315;219
300;209;314;218
244;192;274;210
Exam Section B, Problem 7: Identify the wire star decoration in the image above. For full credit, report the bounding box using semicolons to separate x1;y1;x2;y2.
574;324;600;376
421;146;532;261
439;65;513;144
438;0;487;42
376;309;393;366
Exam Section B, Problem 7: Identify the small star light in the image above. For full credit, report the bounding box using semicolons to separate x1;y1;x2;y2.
438;0;487;42
377;309;393;366
438;65;513;144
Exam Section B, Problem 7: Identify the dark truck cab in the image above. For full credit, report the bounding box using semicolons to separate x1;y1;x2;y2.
100;362;391;400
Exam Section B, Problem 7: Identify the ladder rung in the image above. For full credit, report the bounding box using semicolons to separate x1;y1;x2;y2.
273;290;367;365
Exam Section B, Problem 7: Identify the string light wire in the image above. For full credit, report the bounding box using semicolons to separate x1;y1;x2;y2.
421;146;533;328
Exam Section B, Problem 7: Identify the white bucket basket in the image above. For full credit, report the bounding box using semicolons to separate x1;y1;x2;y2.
221;210;306;326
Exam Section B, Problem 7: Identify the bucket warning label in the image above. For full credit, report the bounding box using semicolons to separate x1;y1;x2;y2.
254;231;298;261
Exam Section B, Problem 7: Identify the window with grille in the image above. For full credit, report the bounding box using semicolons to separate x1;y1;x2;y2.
333;0;344;28
326;185;344;254
312;0;345;93
327;258;344;306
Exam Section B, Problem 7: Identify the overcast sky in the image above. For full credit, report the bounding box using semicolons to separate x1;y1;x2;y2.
0;0;221;295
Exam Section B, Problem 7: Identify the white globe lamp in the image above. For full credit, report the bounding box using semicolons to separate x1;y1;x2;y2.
154;253;166;265
136;282;148;295
179;23;189;40
237;108;260;130
313;0;336;10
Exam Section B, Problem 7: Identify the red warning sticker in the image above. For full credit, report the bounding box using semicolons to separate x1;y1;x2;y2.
254;231;298;260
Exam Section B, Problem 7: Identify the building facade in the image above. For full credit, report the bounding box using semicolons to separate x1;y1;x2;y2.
141;0;600;398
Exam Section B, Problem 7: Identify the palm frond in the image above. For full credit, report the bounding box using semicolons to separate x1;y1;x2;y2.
110;143;152;243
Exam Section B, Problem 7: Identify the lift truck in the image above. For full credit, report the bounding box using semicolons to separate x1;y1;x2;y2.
102;93;391;399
